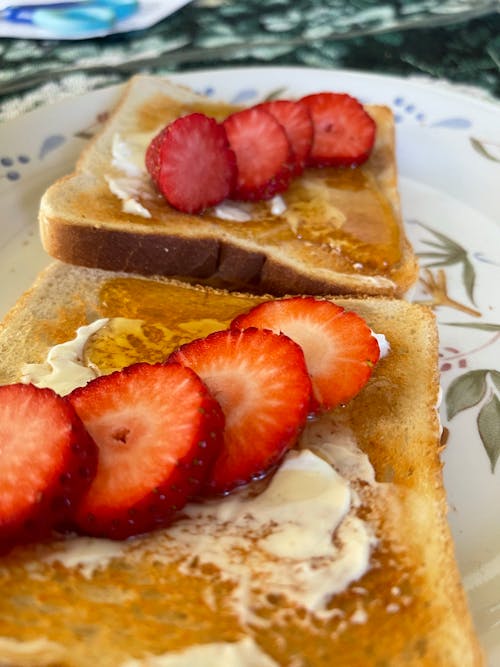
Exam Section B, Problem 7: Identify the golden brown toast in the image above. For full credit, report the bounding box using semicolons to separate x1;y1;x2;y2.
0;262;482;666
39;75;418;297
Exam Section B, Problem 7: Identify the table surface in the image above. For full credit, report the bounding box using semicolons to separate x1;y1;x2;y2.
0;0;498;120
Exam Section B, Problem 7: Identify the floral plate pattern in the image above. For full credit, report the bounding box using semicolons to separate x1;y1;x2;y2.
0;67;498;664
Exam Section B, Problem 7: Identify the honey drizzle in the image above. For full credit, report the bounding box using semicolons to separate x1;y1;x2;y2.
123;95;403;277
86;278;264;372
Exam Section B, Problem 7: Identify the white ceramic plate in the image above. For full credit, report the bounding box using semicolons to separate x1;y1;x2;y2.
1;66;499;663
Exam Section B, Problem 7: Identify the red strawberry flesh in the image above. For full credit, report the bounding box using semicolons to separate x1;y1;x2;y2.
145;125;168;184
148;113;237;214
256;99;313;176
300;92;376;167
231;297;380;411
0;383;97;552
68;362;224;539
223;107;294;200
168;328;312;493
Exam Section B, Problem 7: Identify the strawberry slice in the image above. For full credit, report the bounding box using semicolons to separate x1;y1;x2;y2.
300;92;376;167
145;125;167;184
0;383;97;553
223;107;294;200
68;363;224;539
231;297;380;412
146;113;237;214
255;99;313;176
168;328;312;493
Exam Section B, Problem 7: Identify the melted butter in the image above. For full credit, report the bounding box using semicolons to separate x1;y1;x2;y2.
21;319;108;395
43;538;124;580
30;443;375;626
121;636;279;667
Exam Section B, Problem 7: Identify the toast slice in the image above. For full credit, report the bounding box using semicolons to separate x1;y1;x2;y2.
0;262;482;666
39;75;418;297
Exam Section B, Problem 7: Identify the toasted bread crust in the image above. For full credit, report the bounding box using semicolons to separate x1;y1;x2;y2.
40;212;417;296
0;262;483;666
39;76;419;297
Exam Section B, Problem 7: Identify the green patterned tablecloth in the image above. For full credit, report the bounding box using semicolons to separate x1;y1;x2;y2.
0;0;498;120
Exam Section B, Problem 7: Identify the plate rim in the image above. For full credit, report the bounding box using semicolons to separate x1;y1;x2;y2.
0;65;498;133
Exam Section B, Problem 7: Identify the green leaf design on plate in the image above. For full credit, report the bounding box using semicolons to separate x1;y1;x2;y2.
264;87;287;101
491;370;500;392
478;395;500;473
418;224;464;255
470;137;500;163
461;257;476;305
417;222;476;305
446;370;487;420
446;370;500;473
443;322;500;332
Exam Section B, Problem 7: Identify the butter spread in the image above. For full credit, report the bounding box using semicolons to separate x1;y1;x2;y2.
20;321;381;624
121;637;279;667
371;331;390;358
269;194;286;215
111;133;146;178
107;133;153;219
43;537;124;579
38;441;375;623
212;201;253;222
160;445;374;624
105;175;152;218
303;418;376;485
212;195;286;222
21;319;108;396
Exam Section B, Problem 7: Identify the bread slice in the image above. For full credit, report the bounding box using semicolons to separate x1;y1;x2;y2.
0;261;482;666
39;75;418;297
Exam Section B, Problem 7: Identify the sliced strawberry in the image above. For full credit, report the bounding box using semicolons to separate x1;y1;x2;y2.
168;328;311;494
231;297;380;412
255;99;313;176
145;125;168;184
0;383;97;553
300;92;376;167
68;363;224;539
147;113;237;214
223;107;294;200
